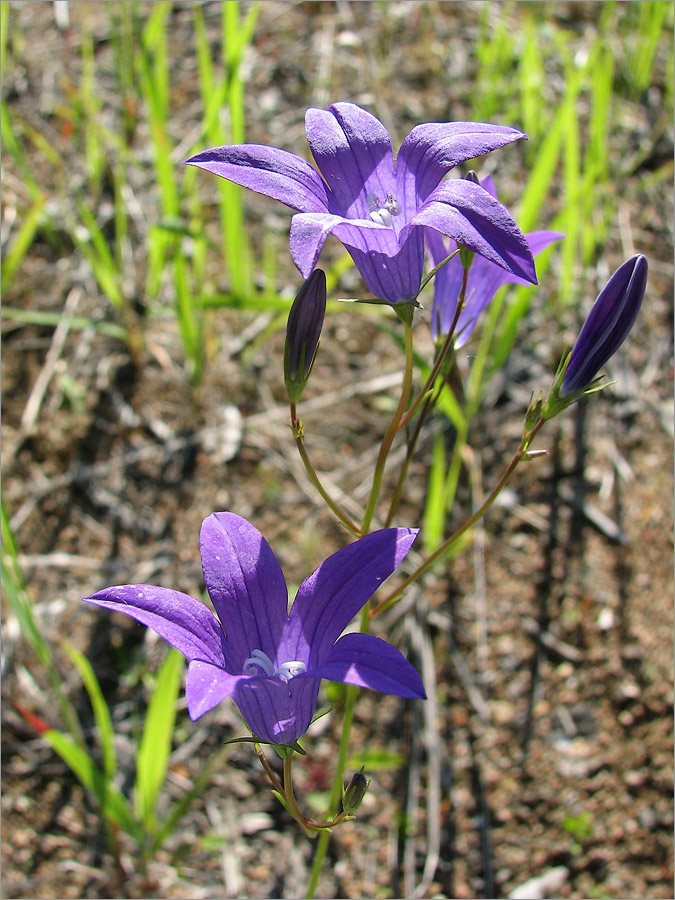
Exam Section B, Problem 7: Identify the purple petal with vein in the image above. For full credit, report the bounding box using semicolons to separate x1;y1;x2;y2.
309;633;426;698
83;585;226;666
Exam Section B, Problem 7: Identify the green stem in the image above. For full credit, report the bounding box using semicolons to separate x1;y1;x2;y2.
360;317;415;534
290;404;361;538
371;417;546;618
384;381;440;527
400;265;469;430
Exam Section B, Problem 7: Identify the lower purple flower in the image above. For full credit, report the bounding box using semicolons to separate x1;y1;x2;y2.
84;513;425;745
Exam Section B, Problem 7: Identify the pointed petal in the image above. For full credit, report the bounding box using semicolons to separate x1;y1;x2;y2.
83;586;225;666
200;513;288;672
290;213;424;304
185;659;248;720
308;633;426;699
185;145;329;213
430;227;563;345
412;179;537;284
289;211;397;278
305;102;396;217
234;675;321;745
280;528;418;667
397;121;526;206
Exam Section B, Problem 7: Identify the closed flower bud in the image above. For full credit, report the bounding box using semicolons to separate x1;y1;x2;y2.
284;269;327;403
341;770;370;814
560;254;647;396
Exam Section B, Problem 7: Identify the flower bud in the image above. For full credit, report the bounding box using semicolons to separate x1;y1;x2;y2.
560;254;647;396
341;770;370;814
284;269;327;403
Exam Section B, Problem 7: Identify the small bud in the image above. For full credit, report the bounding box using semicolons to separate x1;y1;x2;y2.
560;255;647;396
341;770;370;814
284;269;327;403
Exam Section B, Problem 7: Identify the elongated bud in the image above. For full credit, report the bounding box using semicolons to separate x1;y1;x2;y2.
341;770;370;814
560;254;647;396
458;171;481;270
284;269;327;403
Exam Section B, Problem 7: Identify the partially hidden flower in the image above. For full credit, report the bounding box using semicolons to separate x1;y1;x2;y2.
84;513;425;746
428;175;563;346
284;268;326;403
560;254;647;396
186;102;538;305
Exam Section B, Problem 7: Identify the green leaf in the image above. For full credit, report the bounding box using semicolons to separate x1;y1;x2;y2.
45;730;142;843
62;642;117;779
134;648;183;830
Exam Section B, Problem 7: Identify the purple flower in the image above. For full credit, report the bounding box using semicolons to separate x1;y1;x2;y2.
560;254;647;396
84;513;425;746
428;175;563;346
186;102;537;305
284;269;326;402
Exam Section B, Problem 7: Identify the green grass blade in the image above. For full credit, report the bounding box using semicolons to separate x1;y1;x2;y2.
62;642;117;780
423;431;447;553
45;730;142;843
134;648;183;830
1;194;46;291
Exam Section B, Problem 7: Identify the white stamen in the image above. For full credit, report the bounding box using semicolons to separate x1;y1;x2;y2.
385;192;401;216
377;208;393;227
367;191;380;212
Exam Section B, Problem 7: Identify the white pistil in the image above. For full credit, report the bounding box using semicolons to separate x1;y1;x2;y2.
243;649;275;676
243;649;307;682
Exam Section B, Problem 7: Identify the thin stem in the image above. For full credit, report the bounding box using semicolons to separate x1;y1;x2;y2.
360;317;415;534
371;418;546;618
400;265;469;430
384;381;441;527
290;403;361;537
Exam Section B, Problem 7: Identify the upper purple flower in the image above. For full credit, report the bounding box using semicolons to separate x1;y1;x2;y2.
186;102;537;305
84;513;425;746
428;175;563;346
560;254;647;396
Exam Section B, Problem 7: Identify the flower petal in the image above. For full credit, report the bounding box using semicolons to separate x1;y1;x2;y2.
200;513;288;672
397;121;526;207
234;674;321;745
289;211;395;278
308;633;426;699
413;179;537;284
185;145;329;213
429;227;563;344
281;528;418;667
305;102;396;217
185;659;248;720
83;585;226;666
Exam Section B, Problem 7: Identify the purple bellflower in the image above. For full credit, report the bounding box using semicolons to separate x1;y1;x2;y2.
560;254;647;396
186;102;538;305
428;175;563;346
284;268;326;403
84;513;425;746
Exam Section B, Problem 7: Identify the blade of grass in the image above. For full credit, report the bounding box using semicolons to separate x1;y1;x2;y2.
134;648;183;831
45;730;142;843
62;642;117;780
1;193;46;289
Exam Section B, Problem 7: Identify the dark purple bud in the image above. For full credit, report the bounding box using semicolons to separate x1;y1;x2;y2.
341;770;369;814
284;269;326;402
561;255;647;396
